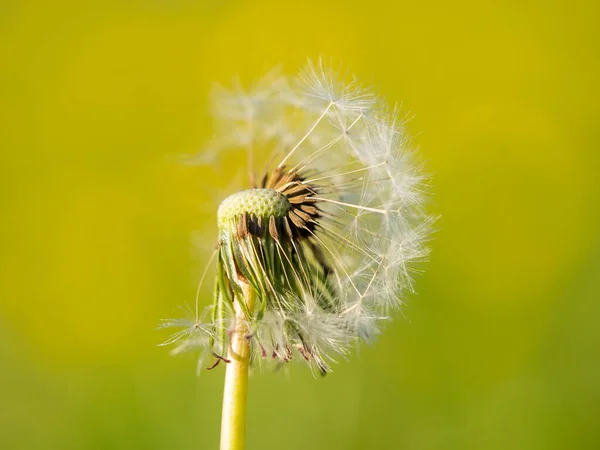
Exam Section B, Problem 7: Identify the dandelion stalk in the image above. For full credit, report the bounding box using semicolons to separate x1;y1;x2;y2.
220;283;255;450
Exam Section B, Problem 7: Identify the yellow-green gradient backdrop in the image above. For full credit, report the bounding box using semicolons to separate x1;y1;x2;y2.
1;1;599;449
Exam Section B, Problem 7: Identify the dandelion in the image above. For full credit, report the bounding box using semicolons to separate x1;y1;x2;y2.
161;58;434;450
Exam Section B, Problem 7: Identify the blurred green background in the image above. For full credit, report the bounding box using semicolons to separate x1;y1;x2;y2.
1;0;599;449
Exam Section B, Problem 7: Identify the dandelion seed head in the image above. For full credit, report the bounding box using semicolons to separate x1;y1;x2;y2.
161;57;435;374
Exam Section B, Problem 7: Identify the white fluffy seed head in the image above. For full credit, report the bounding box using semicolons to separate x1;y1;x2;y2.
161;58;435;374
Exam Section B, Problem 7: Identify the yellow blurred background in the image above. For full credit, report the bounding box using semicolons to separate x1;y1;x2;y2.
1;0;599;449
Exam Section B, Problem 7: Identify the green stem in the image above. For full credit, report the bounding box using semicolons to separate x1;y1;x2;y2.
220;283;255;450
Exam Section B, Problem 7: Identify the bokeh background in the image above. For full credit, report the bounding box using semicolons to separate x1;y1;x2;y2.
1;0;599;449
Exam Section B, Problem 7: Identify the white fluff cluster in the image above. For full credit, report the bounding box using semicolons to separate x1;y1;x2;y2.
161;59;434;374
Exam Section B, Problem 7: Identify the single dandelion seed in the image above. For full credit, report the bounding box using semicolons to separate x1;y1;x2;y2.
161;58;435;450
